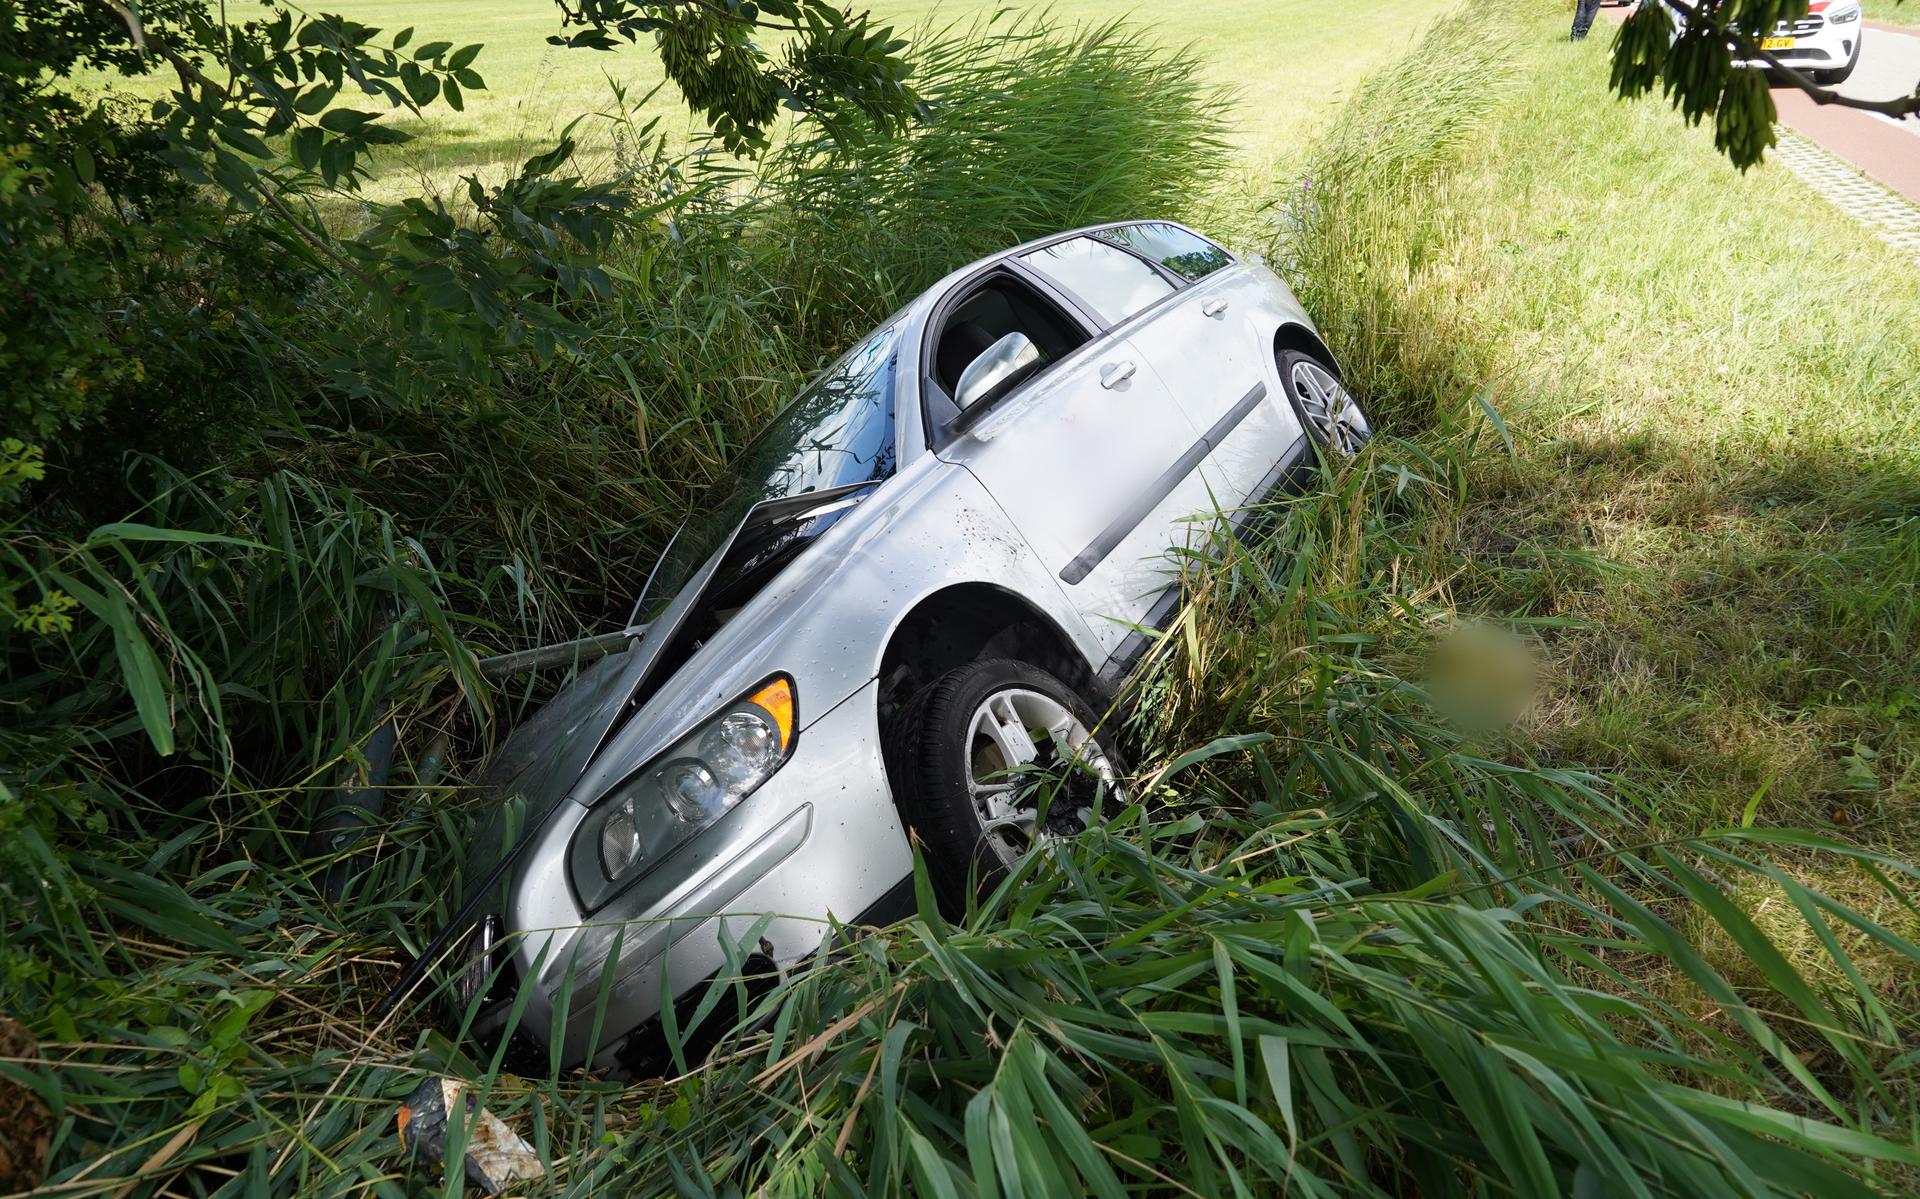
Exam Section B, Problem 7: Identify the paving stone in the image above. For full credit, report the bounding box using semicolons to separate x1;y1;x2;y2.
1772;130;1920;265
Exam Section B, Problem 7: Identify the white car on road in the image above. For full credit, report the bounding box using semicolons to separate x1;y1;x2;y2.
1739;1;1865;84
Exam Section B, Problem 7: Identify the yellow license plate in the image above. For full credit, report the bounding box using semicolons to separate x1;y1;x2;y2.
1761;35;1796;49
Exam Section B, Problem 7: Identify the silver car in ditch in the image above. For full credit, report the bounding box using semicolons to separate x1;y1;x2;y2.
447;220;1370;1071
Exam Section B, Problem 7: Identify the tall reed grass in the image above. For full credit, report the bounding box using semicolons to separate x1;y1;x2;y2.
1273;2;1524;432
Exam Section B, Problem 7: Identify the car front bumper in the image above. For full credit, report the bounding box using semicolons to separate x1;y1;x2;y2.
468;677;913;1071
1734;17;1860;72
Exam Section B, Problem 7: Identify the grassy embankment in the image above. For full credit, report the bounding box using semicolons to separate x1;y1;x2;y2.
1863;1;1920;27
1289;8;1920;879
146;0;1459;202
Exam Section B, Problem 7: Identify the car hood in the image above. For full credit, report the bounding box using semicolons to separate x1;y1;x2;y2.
564;493;884;811
465;528;742;872
476;483;882;834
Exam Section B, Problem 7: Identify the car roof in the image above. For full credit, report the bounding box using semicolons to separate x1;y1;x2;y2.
910;218;1220;318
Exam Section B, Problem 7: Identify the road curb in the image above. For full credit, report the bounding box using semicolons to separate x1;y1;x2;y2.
1771;128;1920;265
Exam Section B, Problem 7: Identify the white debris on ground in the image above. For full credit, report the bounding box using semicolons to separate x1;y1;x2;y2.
396;1076;545;1195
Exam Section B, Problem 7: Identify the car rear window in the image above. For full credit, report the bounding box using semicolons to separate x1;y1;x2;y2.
1018;236;1175;325
1095;222;1233;283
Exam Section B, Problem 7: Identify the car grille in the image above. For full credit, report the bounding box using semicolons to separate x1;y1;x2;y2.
1775;15;1824;35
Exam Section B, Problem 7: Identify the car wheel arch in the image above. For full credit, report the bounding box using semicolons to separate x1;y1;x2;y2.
875;582;1103;798
1273;322;1340;375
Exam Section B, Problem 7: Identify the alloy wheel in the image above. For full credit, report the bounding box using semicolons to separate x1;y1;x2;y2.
964;687;1117;866
1290;359;1371;455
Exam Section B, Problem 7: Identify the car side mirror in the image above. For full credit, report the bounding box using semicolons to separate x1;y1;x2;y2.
954;332;1043;414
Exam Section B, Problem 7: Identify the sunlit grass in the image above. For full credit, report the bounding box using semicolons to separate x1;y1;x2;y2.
1286;11;1920;852
1273;6;1920;1140
1863;0;1920;27
88;0;1461;206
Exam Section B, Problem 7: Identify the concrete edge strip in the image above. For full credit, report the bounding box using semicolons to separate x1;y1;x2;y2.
1771;128;1920;264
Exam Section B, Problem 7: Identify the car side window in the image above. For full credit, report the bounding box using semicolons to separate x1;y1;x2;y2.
1018;236;1175;326
1095;222;1233;283
932;275;1087;398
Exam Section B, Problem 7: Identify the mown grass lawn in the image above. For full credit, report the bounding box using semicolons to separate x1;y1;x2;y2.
1864;0;1920;27
1470;35;1918;842
286;0;1459;200
1285;3;1920;1001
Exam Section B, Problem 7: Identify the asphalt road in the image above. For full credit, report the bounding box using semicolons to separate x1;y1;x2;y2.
1830;20;1920;111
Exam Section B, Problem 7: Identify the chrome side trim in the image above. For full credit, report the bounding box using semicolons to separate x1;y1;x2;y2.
1060;382;1268;585
1097;431;1313;687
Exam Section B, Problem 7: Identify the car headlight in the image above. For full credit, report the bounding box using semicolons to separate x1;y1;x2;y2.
1829;4;1860;22
572;676;795;911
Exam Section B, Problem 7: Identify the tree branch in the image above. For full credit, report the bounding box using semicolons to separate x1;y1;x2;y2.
85;0;392;294
90;0;230;102
258;185;390;294
1662;0;1920;120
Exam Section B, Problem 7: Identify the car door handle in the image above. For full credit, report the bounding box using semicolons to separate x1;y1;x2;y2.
1100;360;1137;389
1201;298;1228;318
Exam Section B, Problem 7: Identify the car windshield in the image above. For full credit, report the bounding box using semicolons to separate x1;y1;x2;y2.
632;323;902;622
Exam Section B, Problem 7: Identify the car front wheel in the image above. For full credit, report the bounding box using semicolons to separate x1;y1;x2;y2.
896;658;1123;907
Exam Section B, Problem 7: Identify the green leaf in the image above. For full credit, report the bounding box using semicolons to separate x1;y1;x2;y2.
1148;733;1275;788
405;69;440;107
216;122;272;159
1737;773;1773;828
911;848;947;944
448;43;482;71
293;85;337;115
1257;1036;1297;1144
1473;385;1516;459
291;126;323;169
318;108;378;133
1669;1090;1920;1165
86;522;269;550
49;570;174;756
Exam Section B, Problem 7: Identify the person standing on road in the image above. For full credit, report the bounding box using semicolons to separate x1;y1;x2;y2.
1571;0;1603;40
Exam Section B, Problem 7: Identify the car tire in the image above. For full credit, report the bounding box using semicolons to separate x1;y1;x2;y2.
1278;348;1372;457
1815;57;1858;86
895;657;1123;910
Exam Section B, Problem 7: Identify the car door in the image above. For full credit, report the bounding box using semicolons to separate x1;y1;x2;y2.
928;254;1217;660
1094;223;1306;519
